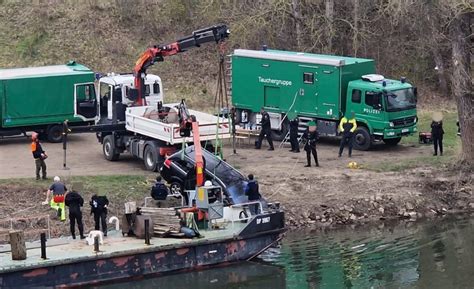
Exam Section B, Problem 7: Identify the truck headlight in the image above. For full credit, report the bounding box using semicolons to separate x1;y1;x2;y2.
389;122;394;128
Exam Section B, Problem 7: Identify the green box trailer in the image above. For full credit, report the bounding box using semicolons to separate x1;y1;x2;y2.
231;49;418;150
0;61;98;142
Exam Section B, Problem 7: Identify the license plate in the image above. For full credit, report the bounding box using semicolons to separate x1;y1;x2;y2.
402;128;409;133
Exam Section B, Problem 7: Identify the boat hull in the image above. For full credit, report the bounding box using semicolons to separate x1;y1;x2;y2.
0;212;284;288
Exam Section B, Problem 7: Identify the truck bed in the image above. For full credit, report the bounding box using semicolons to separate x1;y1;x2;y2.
125;105;231;144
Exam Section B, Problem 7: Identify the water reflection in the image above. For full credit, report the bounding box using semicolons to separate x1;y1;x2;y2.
93;261;285;289
94;215;474;289
261;215;474;289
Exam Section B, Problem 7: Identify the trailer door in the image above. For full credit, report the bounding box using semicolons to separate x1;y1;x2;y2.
74;82;98;121
264;86;280;109
298;67;319;116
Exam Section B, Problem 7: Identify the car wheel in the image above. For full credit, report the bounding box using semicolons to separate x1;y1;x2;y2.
170;182;183;196
47;125;63;143
103;135;119;161
353;127;372;151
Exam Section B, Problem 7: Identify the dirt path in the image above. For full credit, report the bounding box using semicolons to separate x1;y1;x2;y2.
0;134;146;179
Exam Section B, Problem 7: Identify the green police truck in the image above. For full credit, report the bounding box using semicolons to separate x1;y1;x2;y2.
231;49;418;150
0;61;98;142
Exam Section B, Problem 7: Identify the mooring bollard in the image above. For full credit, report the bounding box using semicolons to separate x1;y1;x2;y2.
94;236;100;252
40;233;47;259
9;230;27;260
144;219;150;245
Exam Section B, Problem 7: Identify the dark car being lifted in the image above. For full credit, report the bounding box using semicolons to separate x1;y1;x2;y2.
160;146;250;205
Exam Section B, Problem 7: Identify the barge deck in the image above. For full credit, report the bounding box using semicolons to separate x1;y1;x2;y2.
0;211;284;288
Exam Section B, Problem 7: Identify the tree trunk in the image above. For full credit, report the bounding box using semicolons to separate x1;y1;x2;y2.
291;0;302;49
352;0;360;56
432;45;449;97
325;0;334;53
450;11;473;166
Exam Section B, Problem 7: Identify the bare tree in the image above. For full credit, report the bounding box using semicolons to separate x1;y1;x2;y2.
449;5;473;165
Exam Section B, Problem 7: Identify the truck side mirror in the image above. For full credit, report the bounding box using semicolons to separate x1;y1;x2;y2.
413;87;418;102
127;88;138;101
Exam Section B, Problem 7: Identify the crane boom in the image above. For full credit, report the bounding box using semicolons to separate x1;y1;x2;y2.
133;24;230;106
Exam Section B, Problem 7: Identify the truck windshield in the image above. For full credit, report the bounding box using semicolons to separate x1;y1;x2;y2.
385;88;416;112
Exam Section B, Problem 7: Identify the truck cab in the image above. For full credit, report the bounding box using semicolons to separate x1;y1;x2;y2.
97;73;163;123
346;74;417;149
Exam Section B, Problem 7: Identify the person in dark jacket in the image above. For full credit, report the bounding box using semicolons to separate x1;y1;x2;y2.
90;194;109;236
338;111;357;157
65;191;85;240
31;132;47;180
302;121;319;167
245;174;262;215
431;119;444;156
151;176;169;200
256;107;274;150
289;115;300;153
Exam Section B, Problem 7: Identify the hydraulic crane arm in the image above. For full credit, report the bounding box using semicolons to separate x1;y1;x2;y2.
133;24;230;106
192;121;205;187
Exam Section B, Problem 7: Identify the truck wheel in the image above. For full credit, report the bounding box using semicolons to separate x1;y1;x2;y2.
103;135;120;161
270;119;289;141
46;125;63;143
383;137;401;146
144;144;159;171
353;127;372;151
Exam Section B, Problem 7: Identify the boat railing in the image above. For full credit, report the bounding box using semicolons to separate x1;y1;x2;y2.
0;214;51;241
228;201;263;227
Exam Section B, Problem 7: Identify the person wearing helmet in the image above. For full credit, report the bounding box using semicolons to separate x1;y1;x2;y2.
43;176;68;221
31;132;47;180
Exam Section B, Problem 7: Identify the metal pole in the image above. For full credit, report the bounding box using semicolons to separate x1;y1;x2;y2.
47;215;51;239
94;236;100;252
231;107;236;154
144;219;150;245
40;233;47;259
62;121;69;170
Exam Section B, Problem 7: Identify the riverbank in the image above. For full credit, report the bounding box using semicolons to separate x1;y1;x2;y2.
0;111;472;236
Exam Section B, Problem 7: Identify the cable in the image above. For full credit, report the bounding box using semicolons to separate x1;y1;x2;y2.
277;90;300;129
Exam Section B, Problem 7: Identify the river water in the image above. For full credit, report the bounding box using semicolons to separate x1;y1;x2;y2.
96;215;474;289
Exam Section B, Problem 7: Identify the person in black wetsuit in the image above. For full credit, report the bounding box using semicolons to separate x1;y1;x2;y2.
65;191;85;240
90;194;109;236
289;115;300;153
245;174;262;215
256;107;274;150
302;121;319;167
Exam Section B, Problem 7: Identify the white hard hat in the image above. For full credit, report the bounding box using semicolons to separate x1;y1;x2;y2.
54;176;60;182
204;180;212;187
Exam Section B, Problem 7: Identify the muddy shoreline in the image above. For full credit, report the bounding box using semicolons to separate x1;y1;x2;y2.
277;168;473;229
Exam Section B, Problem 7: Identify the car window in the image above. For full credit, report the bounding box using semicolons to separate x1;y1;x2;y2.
180;146;248;204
